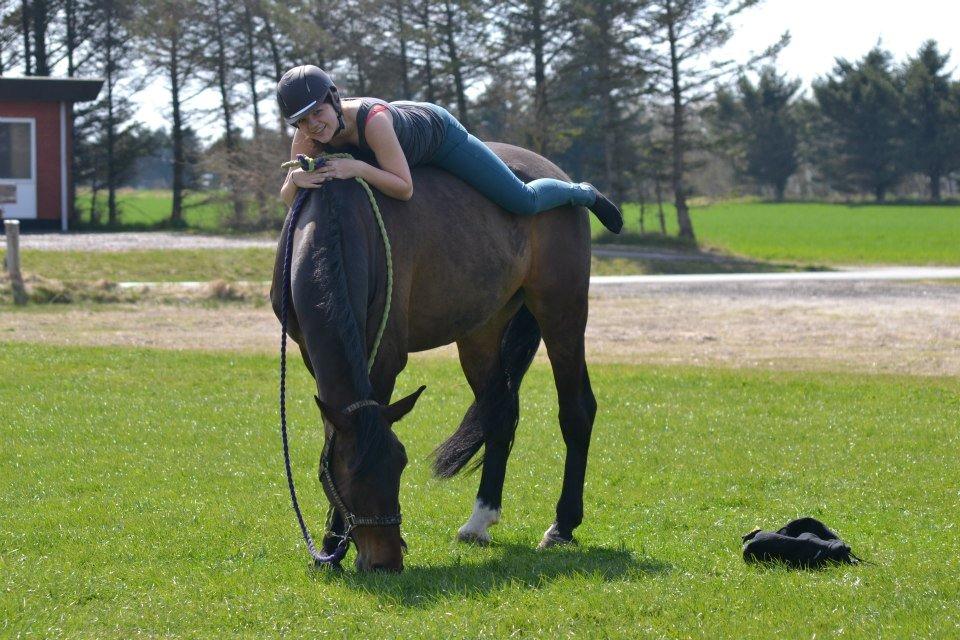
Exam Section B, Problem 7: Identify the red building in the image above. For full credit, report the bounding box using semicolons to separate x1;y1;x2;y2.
0;77;103;230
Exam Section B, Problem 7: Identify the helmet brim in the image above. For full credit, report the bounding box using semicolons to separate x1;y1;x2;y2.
284;99;319;126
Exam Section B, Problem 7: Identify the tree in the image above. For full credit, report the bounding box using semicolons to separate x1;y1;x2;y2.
88;0;142;225
0;0;25;74
408;0;439;102
491;0;576;155
135;0;205;224
643;0;788;240
813;47;906;202
900;40;960;202
712;66;800;201
562;0;649;205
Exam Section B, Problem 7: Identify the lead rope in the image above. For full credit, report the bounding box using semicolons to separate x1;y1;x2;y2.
278;154;393;566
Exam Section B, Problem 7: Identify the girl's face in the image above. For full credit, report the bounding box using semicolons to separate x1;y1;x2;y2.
296;102;337;142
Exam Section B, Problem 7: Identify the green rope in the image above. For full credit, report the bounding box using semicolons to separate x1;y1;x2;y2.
281;153;393;373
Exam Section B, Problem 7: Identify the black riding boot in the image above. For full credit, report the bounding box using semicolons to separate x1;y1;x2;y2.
584;183;623;234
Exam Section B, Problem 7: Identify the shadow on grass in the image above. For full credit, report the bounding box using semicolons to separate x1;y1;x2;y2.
591;234;830;275
310;542;669;608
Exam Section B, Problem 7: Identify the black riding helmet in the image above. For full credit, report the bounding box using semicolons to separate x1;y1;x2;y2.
276;65;345;135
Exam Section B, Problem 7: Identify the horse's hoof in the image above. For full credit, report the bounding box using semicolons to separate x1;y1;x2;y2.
457;529;492;546
537;524;576;549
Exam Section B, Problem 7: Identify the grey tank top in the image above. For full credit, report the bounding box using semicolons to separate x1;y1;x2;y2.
355;98;447;166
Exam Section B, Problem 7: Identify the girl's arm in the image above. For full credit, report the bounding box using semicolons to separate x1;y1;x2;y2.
280;129;325;207
313;111;414;201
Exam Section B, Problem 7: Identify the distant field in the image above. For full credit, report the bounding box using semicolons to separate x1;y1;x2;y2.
597;200;960;265
2;343;958;637
75;189;240;232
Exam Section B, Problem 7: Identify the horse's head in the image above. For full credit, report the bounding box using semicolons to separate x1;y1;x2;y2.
314;385;425;572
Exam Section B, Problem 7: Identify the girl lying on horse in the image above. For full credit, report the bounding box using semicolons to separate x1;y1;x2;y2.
278;64;623;233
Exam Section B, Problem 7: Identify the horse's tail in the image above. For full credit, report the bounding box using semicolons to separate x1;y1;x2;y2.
432;304;541;478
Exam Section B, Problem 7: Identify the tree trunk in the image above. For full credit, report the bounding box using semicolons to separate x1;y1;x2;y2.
32;0;48;75
774;179;786;203
929;168;942;202
666;1;695;241
395;0;411;99
106;3;118;225
638;196;646;234
242;1;261;136
90;185;100;225
443;0;469;129
416;0;436;102
259;6;288;135
21;0;31;75
655;175;666;234
213;0;245;223
596;3;618;204
169;34;184;225
65;0;76;76
212;0;234;151
423;3;435;102
531;0;547;155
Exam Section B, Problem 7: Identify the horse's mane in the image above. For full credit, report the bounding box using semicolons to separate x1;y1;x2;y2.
309;181;386;476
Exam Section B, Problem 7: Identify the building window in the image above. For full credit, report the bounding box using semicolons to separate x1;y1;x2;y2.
0;122;32;180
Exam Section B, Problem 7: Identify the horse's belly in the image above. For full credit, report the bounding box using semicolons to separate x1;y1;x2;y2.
405;276;522;351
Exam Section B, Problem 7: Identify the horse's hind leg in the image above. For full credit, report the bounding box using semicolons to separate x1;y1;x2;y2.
526;292;596;548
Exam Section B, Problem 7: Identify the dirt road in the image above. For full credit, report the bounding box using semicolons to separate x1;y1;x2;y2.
4;279;958;376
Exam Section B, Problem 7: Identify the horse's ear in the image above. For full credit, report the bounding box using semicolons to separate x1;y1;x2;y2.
382;385;426;425
315;395;352;432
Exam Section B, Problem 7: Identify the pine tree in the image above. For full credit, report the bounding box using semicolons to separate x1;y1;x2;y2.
900;40;960;202
712;66;800;201
813;47;906;202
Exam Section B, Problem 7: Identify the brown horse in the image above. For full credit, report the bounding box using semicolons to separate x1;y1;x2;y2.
271;143;607;572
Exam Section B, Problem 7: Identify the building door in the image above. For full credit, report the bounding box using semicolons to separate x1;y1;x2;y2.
0;118;37;219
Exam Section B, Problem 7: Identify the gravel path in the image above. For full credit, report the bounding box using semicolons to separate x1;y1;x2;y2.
3;279;958;376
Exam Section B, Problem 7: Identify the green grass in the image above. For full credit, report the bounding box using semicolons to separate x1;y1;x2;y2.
1;248;276;282
1;249;712;282
594;200;960;265
73;189;960;267
75;189;228;232
2;343;958;637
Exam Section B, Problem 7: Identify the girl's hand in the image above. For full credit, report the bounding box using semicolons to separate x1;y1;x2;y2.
315;159;365;182
289;167;325;189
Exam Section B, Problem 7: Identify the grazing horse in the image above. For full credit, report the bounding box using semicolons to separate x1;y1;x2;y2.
271;143;603;572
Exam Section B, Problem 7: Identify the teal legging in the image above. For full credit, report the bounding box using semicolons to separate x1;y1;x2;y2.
425;106;597;215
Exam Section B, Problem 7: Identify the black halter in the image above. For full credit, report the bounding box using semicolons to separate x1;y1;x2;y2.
320;406;403;528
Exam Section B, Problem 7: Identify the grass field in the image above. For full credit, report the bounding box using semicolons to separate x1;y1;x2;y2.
75;190;229;232
0;249;661;283
2;343;958;637
598;200;960;265
74;190;960;266
3;248;277;283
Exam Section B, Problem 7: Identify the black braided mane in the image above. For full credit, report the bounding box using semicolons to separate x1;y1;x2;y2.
308;182;386;476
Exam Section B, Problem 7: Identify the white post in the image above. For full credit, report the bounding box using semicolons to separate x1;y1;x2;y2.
4;219;28;305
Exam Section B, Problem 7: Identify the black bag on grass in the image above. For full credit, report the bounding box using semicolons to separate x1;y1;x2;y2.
742;517;861;567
